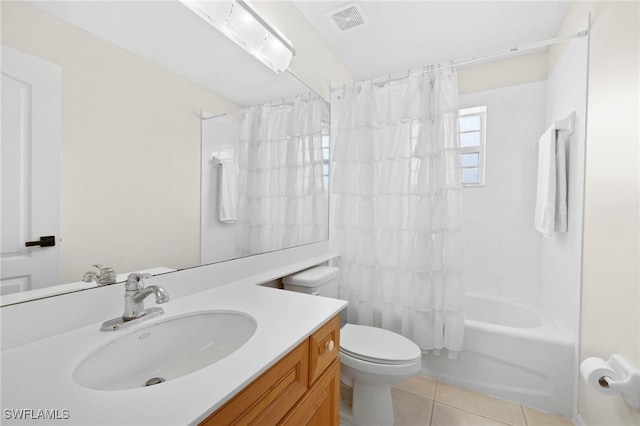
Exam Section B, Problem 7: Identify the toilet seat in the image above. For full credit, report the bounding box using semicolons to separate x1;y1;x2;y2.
340;324;421;365
340;350;422;378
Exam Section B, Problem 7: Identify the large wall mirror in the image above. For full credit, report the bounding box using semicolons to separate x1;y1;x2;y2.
1;1;329;305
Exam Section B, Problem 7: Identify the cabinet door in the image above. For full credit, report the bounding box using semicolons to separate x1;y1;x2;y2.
309;315;340;384
280;359;340;426
202;341;309;425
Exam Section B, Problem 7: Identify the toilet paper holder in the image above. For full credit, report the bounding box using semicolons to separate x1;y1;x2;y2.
581;354;640;409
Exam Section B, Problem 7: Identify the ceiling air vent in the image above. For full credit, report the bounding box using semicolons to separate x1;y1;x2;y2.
327;3;368;32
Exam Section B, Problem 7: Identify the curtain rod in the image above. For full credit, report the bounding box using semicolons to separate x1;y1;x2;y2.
203;92;323;121
334;29;588;91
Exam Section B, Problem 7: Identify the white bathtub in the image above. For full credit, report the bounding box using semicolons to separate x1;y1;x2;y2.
422;293;575;417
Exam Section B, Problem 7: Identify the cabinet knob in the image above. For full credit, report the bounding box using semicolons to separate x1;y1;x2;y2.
327;340;335;352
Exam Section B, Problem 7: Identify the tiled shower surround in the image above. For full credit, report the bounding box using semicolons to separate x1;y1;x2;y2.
460;82;546;302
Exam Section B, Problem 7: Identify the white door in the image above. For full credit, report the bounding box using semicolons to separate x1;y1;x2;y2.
1;45;61;295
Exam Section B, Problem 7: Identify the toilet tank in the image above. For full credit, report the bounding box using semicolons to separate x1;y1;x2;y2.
282;266;339;298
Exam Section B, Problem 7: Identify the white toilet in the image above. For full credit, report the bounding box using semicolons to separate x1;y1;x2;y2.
283;266;422;426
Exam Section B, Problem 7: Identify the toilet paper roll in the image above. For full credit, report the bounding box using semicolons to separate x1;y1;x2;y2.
580;357;619;395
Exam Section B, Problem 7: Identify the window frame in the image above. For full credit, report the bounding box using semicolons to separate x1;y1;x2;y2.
458;106;487;187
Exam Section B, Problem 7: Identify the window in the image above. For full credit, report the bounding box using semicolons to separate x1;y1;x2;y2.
458;106;486;186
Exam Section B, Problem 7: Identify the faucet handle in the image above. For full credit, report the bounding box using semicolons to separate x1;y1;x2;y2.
125;273;152;291
93;264;116;277
93;263;116;277
87;264;117;286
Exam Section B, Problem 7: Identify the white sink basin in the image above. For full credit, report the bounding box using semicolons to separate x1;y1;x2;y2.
73;311;257;391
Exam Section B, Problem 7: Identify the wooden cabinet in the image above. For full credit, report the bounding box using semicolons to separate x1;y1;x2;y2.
201;314;341;426
280;359;340;426
201;342;309;425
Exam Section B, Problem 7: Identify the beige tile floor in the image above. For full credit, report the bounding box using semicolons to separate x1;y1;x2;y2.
388;375;575;426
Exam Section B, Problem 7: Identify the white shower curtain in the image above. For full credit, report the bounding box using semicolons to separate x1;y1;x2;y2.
236;96;327;256
331;68;465;357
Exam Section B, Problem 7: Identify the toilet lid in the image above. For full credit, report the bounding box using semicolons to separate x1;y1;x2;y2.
340;324;421;365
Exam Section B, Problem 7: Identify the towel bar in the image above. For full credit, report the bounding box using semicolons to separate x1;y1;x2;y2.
534;111;575;147
554;111;575;135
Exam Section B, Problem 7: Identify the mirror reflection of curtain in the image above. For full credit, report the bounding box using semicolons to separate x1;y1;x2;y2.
332;69;464;358
236;95;327;256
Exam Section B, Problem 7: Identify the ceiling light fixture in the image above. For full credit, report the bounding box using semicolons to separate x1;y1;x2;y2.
180;0;295;73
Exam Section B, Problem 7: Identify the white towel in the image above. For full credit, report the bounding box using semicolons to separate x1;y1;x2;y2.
534;126;568;235
554;130;568;233
218;161;239;223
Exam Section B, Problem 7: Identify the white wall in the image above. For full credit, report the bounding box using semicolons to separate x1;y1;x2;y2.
541;33;588;341
200;116;241;264
540;28;589;421
458;52;547;95
460;82;546;301
578;2;640;425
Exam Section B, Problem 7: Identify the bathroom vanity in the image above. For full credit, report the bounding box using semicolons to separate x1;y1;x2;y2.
202;314;341;425
0;268;347;425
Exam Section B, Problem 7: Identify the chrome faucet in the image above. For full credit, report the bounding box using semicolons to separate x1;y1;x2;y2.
82;264;117;286
100;273;170;331
123;273;170;320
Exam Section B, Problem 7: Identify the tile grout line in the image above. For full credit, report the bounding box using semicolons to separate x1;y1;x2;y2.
427;378;571;426
521;405;529;426
433;380;521;426
390;384;435;426
428;380;438;426
433;400;514;426
391;384;435;400
429;381;438;425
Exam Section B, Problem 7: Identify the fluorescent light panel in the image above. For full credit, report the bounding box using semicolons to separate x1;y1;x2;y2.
180;0;295;73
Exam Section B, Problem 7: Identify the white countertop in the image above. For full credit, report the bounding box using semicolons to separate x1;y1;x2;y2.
1;277;347;425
